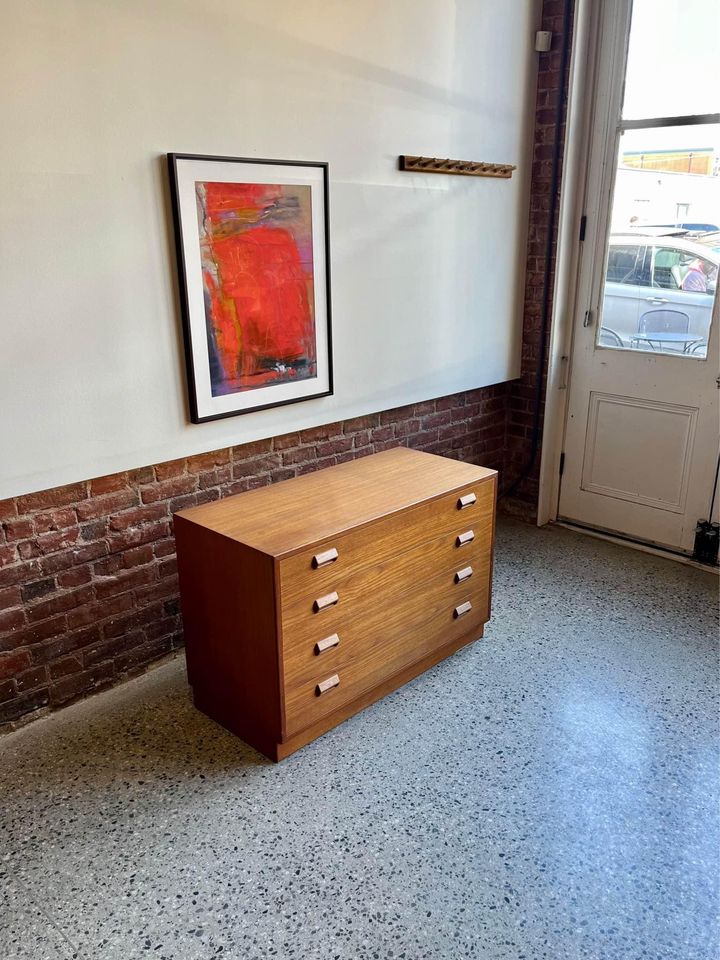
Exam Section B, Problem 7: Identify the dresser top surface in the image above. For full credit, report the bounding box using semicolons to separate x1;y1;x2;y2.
175;447;496;557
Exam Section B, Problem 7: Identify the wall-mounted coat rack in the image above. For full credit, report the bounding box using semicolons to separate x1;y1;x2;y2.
399;155;516;179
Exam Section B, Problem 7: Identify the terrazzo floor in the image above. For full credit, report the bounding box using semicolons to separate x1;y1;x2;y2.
1;519;718;960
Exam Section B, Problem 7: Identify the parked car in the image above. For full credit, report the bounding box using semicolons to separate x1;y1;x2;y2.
601;234;718;351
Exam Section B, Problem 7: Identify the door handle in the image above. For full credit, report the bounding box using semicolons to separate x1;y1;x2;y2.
645;297;668;304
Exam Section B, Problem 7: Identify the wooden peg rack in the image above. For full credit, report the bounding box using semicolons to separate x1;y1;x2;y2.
399;155;516;179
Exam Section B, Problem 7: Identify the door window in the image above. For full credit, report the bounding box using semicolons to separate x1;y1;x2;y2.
593;0;719;361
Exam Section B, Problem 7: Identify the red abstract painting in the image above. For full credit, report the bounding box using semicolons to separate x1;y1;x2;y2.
196;181;317;396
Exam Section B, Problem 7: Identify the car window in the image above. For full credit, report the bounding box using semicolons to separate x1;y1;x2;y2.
677;253;717;292
606;244;644;284
650;246;683;289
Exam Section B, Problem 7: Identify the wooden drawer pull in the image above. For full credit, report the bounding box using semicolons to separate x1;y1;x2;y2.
456;530;475;547
312;547;338;568
313;591;339;612
454;601;473;619
455;566;473;583
457;492;477;509
316;674;340;696
314;633;340;655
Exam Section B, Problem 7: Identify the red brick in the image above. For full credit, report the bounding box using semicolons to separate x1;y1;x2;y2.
109;503;168;532
27;586;94;624
32;508;78;534
49;656;83;681
17;541;41;560
108;520;170;552
198;466;232;489
31;624;101;665
394;419;420;438
0;649;31;680
0;679;16;703
343;415;376;433
352;430;371;448
143;475;198;504
8;615;67;649
168;493;199;513
373;439;401;453
0;687;49;724
35;528;80;556
371;426;395;443
0;586;22;611
122;545;154;568
0;608;25;632
128;466;155;484
0;500;17;522
57;566;92;589
134;576;178;605
316;438;353;458
299;423;342;444
231;439;273;460
153;538;176;559
273;432;301;450
17;481;88;515
232;455;281;479
186;449;230;472
71;541;108;563
3;518;34;541
67;593;133;629
102;602;163;640
158;557;178;579
82;633;136;667
154;459;187;481
95;566;157;600
90;473;129;496
113;635;173;675
377;407;408;426
50;661;114;706
15;664;47;692
270;468;296;483
76;490;138;522
145;615;181;642
282;446;315;466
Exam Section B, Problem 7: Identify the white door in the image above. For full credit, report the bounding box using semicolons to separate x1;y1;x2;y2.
559;0;720;555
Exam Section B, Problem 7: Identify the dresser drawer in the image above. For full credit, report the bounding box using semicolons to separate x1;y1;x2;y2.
280;521;491;652
278;479;494;609
282;575;485;736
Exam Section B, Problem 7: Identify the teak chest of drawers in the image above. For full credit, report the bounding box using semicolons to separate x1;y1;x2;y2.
174;447;497;761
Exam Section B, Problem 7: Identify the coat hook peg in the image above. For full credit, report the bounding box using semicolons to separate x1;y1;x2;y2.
399;155;515;179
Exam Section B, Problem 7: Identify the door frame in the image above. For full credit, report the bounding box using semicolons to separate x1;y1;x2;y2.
537;0;601;526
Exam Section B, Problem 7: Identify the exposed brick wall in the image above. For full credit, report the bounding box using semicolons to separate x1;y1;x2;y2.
502;0;575;518
0;385;507;731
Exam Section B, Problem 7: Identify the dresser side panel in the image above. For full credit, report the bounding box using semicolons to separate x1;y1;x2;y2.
174;516;281;750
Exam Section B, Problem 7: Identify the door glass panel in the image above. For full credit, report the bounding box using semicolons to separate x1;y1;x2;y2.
622;0;720;120
597;124;719;360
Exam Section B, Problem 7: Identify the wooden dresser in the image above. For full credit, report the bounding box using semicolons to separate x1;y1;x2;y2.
174;447;497;761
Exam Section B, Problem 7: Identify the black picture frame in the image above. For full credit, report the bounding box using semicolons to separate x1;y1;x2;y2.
167;152;334;423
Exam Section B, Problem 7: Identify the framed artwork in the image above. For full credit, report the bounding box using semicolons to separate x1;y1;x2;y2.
167;153;333;423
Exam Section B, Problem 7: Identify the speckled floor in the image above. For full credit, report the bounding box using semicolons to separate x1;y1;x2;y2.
1;519;718;960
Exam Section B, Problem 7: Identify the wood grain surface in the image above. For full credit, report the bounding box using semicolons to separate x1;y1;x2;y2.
175;447;495;557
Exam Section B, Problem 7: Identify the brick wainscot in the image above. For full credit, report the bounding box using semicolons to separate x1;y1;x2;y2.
0;387;506;730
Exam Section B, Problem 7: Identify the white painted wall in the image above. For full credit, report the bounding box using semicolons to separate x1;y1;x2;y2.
0;0;539;499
